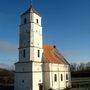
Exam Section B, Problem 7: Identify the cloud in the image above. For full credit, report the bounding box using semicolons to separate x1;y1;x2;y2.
0;63;9;69
0;41;18;53
0;63;15;70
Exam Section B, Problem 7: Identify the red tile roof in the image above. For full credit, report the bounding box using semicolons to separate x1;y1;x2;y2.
43;44;69;64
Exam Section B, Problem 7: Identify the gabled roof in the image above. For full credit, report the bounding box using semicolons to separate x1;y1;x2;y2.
21;6;41;17
43;44;69;65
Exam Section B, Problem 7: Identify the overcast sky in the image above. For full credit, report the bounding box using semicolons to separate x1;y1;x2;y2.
0;0;90;66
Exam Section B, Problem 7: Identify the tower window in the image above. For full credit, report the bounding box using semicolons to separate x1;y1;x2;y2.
54;74;57;82
24;18;27;24
61;74;63;81
66;74;68;80
22;80;24;83
36;19;39;23
38;50;40;57
23;49;26;58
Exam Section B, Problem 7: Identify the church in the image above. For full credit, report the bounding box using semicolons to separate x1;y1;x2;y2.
14;5;71;90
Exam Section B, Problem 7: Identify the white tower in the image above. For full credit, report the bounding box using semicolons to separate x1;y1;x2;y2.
14;6;43;90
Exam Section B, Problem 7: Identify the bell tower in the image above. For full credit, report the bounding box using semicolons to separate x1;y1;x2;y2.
14;6;43;90
19;6;43;62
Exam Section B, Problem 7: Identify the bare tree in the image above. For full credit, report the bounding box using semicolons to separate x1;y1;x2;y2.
70;63;78;72
70;62;90;72
85;62;90;72
77;63;85;71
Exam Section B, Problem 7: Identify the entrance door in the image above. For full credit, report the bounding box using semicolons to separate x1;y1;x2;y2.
39;84;43;90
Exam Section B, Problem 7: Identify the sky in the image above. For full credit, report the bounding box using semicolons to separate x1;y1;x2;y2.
0;0;90;66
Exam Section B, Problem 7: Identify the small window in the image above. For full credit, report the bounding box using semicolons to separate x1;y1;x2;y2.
36;19;39;23
54;74;57;82
38;50;40;57
23;49;26;58
61;74;63;81
66;74;68;80
24;18;27;24
22;80;24;83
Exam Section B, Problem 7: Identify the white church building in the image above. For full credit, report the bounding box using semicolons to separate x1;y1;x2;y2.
14;6;71;90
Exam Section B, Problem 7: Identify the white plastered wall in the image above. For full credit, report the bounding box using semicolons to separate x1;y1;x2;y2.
48;63;71;90
32;62;43;90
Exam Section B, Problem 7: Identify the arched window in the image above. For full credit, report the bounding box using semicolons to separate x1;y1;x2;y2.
36;19;38;23
54;74;57;82
61;74;63;81
66;74;68;80
23;49;26;58
24;18;27;24
38;50;40;57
